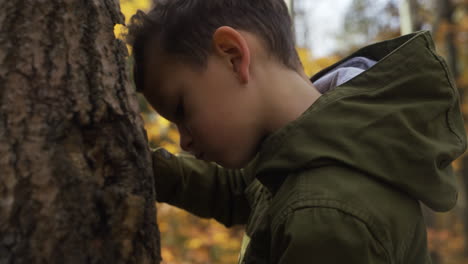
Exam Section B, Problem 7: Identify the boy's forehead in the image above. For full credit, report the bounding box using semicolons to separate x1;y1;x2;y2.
143;51;181;119
144;83;180;121
144;44;164;84
143;44;169;94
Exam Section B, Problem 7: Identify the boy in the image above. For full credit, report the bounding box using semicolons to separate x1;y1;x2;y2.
126;0;467;263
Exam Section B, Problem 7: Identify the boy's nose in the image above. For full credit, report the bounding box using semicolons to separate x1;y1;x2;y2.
177;124;194;153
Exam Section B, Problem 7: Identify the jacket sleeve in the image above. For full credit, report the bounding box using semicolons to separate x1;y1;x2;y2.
272;207;389;264
151;147;251;227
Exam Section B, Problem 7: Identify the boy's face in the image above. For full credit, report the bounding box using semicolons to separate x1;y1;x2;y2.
142;28;264;168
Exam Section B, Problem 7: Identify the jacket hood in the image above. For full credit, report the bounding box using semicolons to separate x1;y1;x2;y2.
250;31;467;212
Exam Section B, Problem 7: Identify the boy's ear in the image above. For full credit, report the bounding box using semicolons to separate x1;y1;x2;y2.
212;26;251;84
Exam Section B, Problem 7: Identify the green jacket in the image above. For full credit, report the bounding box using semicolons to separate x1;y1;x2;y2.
152;31;466;264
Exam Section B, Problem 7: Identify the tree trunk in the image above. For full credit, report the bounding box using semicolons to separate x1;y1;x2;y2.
400;0;424;34
408;0;424;31
0;0;161;263
399;0;414;34
435;0;459;79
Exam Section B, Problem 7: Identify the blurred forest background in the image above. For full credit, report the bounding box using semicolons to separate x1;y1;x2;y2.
116;0;468;263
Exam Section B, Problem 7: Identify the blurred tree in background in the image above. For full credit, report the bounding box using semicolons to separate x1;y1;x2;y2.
117;0;468;263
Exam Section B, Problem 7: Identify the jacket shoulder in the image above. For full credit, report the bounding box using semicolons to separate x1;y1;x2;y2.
267;166;427;263
270;205;390;263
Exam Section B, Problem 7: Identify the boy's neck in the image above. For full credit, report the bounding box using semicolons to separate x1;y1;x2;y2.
259;66;322;135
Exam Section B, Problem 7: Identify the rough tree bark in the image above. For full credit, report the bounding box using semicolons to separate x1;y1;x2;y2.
0;0;161;263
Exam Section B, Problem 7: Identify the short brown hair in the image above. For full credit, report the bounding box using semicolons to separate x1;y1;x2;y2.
126;0;300;92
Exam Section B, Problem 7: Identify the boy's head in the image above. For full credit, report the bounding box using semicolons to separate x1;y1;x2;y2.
127;0;304;168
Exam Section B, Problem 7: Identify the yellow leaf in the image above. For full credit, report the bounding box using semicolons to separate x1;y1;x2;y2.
186;238;203;249
120;0;151;24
